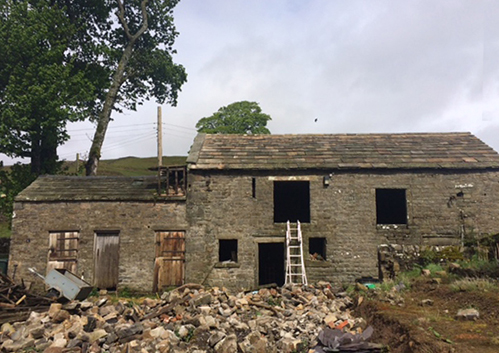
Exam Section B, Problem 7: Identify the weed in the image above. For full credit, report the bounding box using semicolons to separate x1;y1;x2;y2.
450;277;498;292
267;297;282;307
425;263;443;274
118;287;133;298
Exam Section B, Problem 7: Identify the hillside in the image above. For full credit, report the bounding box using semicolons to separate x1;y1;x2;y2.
63;156;187;176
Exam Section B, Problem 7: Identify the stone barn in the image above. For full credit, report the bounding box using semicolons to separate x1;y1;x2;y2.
185;132;499;290
8;132;499;292
9;174;187;292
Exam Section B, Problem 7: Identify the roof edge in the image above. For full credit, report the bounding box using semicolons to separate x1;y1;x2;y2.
186;133;206;165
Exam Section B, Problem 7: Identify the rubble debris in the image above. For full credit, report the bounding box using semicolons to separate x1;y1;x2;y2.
313;326;384;352
0;282;384;352
0;272;53;324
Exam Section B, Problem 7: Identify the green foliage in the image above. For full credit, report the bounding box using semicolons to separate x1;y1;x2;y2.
0;162;36;227
266;297;282;307
0;222;10;238
118;286;133;298
419;247;464;266
196;101;272;134
425;263;444;274
0;0;98;174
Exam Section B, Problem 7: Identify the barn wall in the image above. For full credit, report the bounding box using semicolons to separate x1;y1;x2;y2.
9;200;186;292
186;169;499;291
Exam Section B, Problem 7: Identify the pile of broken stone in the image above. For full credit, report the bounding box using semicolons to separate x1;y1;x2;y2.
0;282;383;353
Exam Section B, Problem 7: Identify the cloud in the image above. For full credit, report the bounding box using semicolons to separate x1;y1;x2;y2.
2;0;499;165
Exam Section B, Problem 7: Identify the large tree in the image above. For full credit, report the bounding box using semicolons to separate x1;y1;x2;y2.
84;0;187;176
0;0;186;176
196;101;272;134
0;0;97;175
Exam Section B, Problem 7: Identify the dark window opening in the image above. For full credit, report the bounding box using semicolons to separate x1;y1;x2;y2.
252;178;256;198
274;181;310;223
259;243;284;286
376;189;407;224
219;239;238;262
309;238;326;260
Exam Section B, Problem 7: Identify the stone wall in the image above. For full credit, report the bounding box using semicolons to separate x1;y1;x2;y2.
9;200;186;291
186;169;499;291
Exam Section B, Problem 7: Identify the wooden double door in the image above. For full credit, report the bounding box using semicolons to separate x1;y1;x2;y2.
153;231;185;292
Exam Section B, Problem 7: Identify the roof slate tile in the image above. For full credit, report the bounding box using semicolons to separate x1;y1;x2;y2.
187;132;499;170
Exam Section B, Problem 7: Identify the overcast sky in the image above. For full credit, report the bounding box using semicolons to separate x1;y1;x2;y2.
2;0;499;164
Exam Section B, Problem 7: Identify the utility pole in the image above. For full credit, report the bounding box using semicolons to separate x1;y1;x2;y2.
157;106;163;194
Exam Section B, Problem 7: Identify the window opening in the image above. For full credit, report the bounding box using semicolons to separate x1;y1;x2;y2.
252;178;256;198
309;238;326;260
219;239;238;263
274;181;310;223
376;189;407;224
48;231;79;273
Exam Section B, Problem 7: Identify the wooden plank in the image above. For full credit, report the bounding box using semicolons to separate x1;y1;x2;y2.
94;233;120;289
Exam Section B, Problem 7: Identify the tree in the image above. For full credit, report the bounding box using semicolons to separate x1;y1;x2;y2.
196;101;272;134
0;0;98;175
84;0;187;176
0;0;187;176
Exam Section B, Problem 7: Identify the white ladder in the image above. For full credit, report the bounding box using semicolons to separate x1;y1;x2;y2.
285;220;308;285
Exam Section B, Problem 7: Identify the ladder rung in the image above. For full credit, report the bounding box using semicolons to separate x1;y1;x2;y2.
288;246;300;249
289;255;301;257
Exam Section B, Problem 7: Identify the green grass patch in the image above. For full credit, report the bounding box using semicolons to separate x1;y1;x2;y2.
0;222;10;238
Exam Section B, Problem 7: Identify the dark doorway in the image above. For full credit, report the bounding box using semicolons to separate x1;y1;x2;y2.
258;243;285;286
274;181;310;223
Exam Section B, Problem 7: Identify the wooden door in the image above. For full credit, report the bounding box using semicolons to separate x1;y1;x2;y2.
47;231;79;274
153;231;185;291
93;232;120;289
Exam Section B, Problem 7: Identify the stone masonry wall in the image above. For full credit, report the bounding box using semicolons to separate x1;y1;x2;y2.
9;200;186;291
186;169;499;291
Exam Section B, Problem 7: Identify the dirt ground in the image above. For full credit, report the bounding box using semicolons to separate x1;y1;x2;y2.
355;279;499;353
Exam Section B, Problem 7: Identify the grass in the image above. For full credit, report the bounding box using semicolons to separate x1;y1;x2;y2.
0;222;10;238
450;277;499;292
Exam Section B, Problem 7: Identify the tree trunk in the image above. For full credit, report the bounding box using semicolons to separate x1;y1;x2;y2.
85;0;149;176
30;134;42;175
40;128;58;174
85;43;135;176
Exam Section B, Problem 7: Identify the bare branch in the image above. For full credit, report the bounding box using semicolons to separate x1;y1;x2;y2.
116;0;132;40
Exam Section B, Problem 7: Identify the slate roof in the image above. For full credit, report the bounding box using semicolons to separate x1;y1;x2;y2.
15;175;168;202
187;132;499;171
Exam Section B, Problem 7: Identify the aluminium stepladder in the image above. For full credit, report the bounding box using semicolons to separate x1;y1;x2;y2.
285;220;308;285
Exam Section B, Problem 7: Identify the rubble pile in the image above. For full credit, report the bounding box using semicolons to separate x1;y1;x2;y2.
0;282;382;353
0;272;53;324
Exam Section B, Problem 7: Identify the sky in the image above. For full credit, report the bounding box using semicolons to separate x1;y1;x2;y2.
2;0;499;164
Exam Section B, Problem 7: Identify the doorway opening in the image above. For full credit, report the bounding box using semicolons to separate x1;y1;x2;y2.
258;242;284;286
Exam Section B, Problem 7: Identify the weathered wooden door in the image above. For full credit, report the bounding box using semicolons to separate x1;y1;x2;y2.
153;231;185;291
47;231;79;274
93;232;120;289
